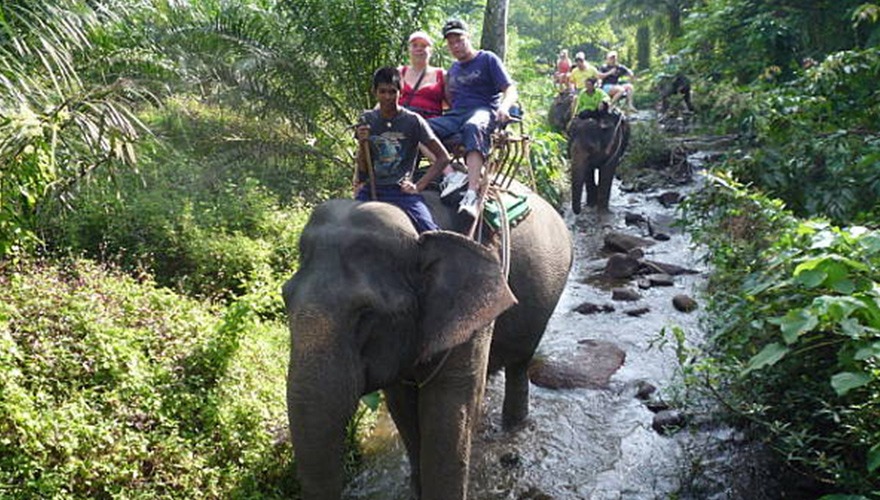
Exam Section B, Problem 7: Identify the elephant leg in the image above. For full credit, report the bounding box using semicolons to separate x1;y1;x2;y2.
417;328;492;500
682;86;694;111
598;144;622;211
384;383;422;497
571;163;588;214
597;162;614;211
502;359;530;430
585;167;599;208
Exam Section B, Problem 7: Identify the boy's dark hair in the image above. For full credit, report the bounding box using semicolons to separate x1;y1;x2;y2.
586;77;598;84
372;66;401;91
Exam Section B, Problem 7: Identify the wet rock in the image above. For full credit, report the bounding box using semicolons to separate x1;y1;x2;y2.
627;247;645;259
652;409;686;435
636;278;652;289
625;306;651;317
673;294;698;312
647;274;675;287
624;212;647;226
603;232;655;253
573;302;615;315
657;191;683;207
500;451;521;469
646;400;671;413
652;232;671;241
634;380;657;400
640;259;699;276
517;486;554;500
528;339;626;390
612;287;641;301
604;253;640;279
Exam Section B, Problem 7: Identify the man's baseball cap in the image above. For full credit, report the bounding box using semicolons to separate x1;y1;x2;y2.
442;19;468;38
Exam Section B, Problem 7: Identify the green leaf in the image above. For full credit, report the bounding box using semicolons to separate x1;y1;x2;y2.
794;268;825;288
854;341;880;360
831;278;856;294
360;391;382;411
869;442;880;473
773;308;819;344
860;234;880;254
743;343;790;375
830;371;872;396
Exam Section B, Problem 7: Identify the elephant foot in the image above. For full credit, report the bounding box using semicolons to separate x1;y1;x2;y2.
501;414;532;433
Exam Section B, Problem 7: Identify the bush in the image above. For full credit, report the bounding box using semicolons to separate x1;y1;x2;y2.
681;174;880;495
0;258;294;499
698;49;880;224
37;147;310;301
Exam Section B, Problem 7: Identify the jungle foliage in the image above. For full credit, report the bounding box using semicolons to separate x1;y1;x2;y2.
681;174;880;495
0;258;294;499
1;0;879;497
668;2;880;495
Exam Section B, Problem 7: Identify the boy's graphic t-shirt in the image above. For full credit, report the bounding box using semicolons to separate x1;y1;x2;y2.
360;107;438;185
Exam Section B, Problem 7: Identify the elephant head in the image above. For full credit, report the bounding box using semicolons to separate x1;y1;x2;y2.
568;113;631;214
283;199;516;499
549;90;575;132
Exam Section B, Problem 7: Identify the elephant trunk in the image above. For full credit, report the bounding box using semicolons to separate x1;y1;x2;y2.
287;312;363;500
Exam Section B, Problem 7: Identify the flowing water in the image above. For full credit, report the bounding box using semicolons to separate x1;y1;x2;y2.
345;119;781;500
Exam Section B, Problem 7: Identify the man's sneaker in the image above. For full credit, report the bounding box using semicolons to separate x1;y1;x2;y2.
440;171;468;198
458;189;480;217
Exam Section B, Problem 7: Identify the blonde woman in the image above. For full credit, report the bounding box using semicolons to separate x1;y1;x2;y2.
399;30;447;119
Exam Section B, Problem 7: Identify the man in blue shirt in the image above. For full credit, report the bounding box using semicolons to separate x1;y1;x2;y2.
430;19;519;217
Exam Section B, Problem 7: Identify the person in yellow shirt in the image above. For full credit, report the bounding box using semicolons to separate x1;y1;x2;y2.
569;52;610;91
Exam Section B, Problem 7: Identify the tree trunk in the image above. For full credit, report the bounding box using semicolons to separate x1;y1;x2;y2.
637;25;651;70
668;5;682;39
481;0;509;60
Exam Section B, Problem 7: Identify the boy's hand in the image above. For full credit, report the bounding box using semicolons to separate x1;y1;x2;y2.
356;124;370;142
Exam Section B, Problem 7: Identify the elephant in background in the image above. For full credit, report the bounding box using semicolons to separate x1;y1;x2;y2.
657;73;694;113
568;112;631;214
284;184;572;500
549;90;575;132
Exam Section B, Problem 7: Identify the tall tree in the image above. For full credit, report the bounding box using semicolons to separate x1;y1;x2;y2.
481;0;510;59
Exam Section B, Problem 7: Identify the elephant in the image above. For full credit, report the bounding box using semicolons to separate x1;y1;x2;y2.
549;90;575;132
568;112;631;214
657;73;694;114
283;183;572;500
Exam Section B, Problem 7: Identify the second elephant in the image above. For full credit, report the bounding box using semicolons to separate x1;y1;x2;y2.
568;112;631;214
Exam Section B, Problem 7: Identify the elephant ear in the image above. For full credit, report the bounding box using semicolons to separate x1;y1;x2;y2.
416;231;517;363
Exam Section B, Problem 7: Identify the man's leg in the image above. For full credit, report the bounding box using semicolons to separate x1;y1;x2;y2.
457;108;494;217
624;83;636;110
430;111;470;197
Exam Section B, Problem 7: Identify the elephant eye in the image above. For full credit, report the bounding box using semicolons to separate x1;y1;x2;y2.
352;306;378;340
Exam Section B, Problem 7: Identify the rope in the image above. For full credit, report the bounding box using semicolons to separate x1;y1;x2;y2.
403;348;454;389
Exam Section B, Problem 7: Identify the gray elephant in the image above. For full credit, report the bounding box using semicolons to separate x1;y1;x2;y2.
283;184;572;500
657;73;694;113
568;112;631;214
549;90;575;132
